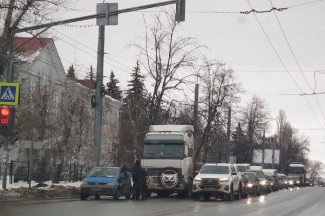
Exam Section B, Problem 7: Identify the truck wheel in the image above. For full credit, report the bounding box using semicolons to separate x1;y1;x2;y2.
192;193;200;200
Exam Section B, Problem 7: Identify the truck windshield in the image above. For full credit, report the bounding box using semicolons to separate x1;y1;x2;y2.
289;167;305;174
143;143;185;159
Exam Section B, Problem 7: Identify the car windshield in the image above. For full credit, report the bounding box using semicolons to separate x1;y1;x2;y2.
244;173;256;181
237;166;247;172
88;168;119;177
247;170;265;178
292;176;300;180
200;165;229;174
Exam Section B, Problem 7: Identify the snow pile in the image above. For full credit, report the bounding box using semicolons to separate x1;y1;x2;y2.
0;178;81;200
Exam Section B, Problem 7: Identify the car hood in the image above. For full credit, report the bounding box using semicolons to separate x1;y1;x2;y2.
83;176;118;183
195;173;230;179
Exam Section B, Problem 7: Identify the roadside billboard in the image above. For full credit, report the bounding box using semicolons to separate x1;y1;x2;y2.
253;149;280;164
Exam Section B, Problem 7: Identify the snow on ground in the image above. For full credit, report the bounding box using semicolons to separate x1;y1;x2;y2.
0;177;81;200
0;176;80;191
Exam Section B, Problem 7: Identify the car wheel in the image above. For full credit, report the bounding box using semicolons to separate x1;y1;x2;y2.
95;195;100;200
113;188;120;200
80;193;89;200
186;179;193;198
203;194;210;200
257;188;261;196
235;185;242;200
125;187;132;199
226;185;233;201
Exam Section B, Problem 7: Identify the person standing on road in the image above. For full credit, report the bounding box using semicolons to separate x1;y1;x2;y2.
141;167;148;200
132;160;144;200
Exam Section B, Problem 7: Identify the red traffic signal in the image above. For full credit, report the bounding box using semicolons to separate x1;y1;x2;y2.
0;106;14;136
0;106;11;125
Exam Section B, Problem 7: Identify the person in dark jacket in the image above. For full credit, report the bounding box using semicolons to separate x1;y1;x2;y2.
132;160;145;200
141;167;148;199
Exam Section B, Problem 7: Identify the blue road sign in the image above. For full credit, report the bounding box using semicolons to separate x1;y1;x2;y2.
0;83;20;106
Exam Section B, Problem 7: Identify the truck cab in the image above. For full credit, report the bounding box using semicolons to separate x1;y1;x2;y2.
141;125;194;197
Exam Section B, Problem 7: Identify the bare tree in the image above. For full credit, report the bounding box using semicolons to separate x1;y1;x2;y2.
195;59;241;162
136;11;202;125
240;96;270;163
0;0;74;76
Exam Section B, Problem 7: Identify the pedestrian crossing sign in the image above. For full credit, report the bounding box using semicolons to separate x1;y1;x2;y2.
0;82;20;106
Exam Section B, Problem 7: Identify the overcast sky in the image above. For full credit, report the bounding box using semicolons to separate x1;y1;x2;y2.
49;0;325;167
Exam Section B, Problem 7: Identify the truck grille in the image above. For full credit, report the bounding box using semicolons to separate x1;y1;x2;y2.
201;178;219;186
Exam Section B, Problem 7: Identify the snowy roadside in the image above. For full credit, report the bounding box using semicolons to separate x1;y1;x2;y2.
0;177;81;201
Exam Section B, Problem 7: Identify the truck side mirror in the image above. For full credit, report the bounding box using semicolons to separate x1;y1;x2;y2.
188;148;193;157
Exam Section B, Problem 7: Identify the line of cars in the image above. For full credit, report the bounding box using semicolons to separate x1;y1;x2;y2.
78;163;302;201
191;163;299;201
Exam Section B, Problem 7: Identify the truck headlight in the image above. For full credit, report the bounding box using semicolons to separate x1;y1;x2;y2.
247;183;253;188
220;178;229;183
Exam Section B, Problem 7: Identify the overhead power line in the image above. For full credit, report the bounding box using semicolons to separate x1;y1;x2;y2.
246;0;325;132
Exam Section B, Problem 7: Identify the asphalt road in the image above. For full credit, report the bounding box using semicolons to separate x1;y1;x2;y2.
0;187;324;216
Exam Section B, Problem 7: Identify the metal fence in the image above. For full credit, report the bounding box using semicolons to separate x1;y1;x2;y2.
7;160;93;184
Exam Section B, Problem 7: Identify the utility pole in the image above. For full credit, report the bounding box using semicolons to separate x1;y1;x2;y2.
262;128;265;168
193;84;199;172
272;138;275;169
93;25;105;167
226;106;231;163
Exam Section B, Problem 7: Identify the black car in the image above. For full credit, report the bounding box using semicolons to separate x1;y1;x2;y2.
242;172;261;196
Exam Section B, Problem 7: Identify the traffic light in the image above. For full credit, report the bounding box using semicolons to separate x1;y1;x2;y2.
0;106;14;137
176;0;185;22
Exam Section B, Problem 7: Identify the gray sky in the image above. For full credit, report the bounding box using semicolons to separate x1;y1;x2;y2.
51;0;325;167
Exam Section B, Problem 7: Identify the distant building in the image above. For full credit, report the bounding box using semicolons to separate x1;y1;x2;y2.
6;37;122;166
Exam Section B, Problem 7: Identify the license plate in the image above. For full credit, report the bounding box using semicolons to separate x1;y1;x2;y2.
91;188;101;192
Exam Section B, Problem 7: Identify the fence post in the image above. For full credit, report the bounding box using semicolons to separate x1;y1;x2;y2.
9;160;13;184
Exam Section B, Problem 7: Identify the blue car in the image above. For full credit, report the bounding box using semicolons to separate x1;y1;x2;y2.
80;166;132;200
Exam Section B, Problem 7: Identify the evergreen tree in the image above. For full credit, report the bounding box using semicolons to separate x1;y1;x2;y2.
125;61;146;104
231;122;248;163
106;71;123;100
85;65;96;81
67;64;76;79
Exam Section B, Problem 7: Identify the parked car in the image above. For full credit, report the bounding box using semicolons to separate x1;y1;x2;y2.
287;176;294;188
278;173;288;189
242;172;261;196
280;175;289;189
262;169;279;191
235;163;250;172
292;176;302;187
245;169;271;194
192;163;242;201
80;166;132;200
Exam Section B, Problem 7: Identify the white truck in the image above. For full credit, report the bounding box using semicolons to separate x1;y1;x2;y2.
288;163;306;186
141;125;194;198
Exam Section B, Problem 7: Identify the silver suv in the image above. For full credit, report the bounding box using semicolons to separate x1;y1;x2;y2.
192;163;241;201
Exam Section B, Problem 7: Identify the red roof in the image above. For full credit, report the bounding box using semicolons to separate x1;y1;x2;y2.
14;37;52;58
74;79;96;90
